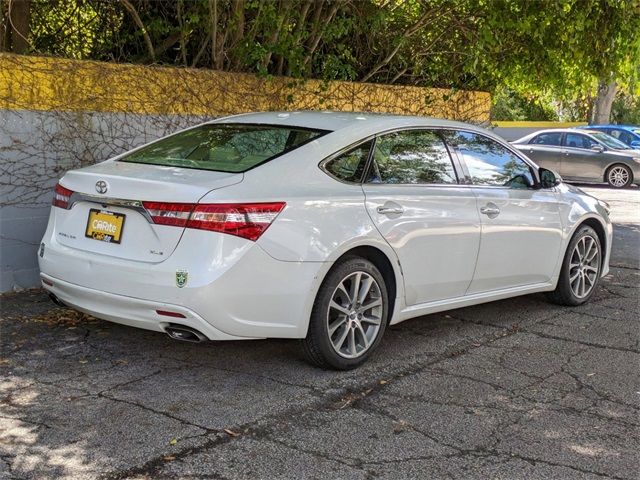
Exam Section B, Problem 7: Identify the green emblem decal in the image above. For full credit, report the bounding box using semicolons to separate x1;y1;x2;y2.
176;269;188;288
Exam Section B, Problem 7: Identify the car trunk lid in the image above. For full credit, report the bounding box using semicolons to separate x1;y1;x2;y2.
54;161;243;263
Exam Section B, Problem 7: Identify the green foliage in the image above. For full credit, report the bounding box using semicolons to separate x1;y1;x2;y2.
611;94;640;124
491;87;558;121
6;0;640;122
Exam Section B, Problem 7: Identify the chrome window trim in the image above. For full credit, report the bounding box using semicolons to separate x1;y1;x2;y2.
318;124;540;188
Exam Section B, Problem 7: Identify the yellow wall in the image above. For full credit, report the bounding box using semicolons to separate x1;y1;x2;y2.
0;54;491;122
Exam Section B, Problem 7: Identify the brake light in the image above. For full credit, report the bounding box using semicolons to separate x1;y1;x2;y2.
142;202;285;241
142;202;194;227
53;183;73;209
188;203;286;241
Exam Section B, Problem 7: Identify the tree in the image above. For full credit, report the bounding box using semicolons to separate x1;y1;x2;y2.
1;0;32;53
6;0;639;123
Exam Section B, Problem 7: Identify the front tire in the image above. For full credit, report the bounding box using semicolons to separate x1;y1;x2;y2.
547;225;602;306
606;164;632;188
302;256;389;370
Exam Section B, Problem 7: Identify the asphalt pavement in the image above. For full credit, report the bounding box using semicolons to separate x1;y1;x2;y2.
1;184;638;479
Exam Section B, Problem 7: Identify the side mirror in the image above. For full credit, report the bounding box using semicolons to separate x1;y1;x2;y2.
539;168;561;189
630;140;640;149
590;144;605;153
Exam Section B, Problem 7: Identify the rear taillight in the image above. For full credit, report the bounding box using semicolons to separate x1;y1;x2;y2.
143;202;194;227
142;202;285;241
188;203;286;241
53;183;73;209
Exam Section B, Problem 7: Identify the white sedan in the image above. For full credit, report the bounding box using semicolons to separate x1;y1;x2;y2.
39;111;612;369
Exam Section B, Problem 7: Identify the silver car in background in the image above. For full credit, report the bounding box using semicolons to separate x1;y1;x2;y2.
512;129;640;188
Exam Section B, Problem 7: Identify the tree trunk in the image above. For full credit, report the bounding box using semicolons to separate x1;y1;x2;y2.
7;0;31;53
592;79;617;125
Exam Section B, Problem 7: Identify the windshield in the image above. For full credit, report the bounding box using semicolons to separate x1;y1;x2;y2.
589;132;632;150
119;124;328;172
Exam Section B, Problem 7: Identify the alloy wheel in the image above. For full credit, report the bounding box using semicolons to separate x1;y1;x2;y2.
569;234;600;299
327;271;383;359
608;166;630;187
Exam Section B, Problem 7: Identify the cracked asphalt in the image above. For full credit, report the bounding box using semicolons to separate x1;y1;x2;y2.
1;185;638;480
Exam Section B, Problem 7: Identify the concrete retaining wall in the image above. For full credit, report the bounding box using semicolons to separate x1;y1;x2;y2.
0;54;491;292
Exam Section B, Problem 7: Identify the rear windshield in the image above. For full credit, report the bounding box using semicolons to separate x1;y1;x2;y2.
119;123;328;172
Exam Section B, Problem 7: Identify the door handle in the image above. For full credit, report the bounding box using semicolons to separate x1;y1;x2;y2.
480;204;500;217
376;204;404;215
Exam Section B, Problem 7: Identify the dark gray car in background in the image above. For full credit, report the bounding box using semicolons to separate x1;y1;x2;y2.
512;129;640;188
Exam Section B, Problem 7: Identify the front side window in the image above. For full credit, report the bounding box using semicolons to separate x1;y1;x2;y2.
564;133;598;150
443;130;534;189
365;130;457;184
530;132;563;146
323;141;372;182
120;124;327;172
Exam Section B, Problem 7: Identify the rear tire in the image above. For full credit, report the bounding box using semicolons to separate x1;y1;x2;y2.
302;256;389;370
547;225;602;306
606;164;632;188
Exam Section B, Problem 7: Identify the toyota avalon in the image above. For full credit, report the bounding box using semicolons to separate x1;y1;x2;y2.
39;112;612;369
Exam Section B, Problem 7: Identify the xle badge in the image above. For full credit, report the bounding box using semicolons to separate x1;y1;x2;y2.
176;269;188;288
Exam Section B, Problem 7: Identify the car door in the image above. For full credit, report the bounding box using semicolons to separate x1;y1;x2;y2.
442;130;563;294
361;129;481;306
561;132;605;181
518;132;564;171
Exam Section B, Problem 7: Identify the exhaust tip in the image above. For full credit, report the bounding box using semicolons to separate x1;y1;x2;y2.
48;293;66;308
165;324;207;343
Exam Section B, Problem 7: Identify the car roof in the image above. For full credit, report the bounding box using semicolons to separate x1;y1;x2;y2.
580;124;639;130
211;110;485;134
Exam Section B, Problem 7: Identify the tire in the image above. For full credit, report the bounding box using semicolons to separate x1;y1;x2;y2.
606;164;632;188
547;225;602;306
302;256;389;370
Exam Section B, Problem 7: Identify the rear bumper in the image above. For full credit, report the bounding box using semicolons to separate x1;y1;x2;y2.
39;216;329;340
41;274;246;340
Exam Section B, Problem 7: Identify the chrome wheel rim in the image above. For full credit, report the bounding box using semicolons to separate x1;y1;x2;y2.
569;235;600;299
608;166;629;187
327;271;383;359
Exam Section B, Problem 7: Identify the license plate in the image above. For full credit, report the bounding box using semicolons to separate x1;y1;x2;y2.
85;209;125;244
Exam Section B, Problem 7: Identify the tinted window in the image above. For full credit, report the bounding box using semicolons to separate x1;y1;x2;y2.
324;141;372;182
564;133;597;149
610;129;633;145
443;130;534;188
530;132;563;146
120;124;326;172
365;130;457;184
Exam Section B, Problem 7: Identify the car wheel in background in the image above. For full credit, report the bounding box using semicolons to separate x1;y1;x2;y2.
606;164;632;188
547;225;601;306
302;256;389;370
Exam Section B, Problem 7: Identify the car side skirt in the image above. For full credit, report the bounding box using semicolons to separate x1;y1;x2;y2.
392;281;557;325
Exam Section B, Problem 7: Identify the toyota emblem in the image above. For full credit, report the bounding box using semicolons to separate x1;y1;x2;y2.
95;180;108;194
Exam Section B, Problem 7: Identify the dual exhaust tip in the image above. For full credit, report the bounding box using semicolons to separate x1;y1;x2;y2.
48;293;207;344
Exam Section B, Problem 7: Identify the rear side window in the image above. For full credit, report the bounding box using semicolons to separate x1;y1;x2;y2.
530;132;562;146
120;124;327;172
324;141;373;182
443;130;534;189
365;130;457;184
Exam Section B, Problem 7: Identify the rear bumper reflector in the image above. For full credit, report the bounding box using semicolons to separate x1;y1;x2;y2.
156;309;187;318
